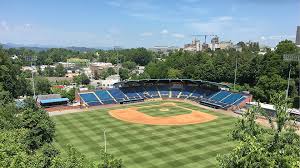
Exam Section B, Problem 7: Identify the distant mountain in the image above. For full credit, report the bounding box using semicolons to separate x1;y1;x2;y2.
0;42;113;52
66;46;98;52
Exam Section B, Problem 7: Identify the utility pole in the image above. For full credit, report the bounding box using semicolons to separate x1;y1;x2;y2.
31;61;36;98
27;56;36;99
233;56;238;91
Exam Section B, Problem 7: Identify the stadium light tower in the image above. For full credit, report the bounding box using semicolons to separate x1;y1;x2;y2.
283;53;300;110
26;56;36;98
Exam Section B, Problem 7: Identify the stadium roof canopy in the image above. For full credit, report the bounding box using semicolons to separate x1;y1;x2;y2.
40;98;69;104
114;79;229;88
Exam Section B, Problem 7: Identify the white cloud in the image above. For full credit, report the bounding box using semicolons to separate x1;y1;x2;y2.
269;35;295;40
186;16;234;34
260;35;295;41
140;32;153;37
23;23;32;30
0;21;9;31
106;1;121;7
215;16;233;22
172;33;185;38
160;29;168;34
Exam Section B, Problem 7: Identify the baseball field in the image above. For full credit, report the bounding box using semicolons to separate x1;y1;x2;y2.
52;100;236;168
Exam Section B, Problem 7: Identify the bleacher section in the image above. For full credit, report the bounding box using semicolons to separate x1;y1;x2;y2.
79;92;102;106
171;88;181;98
95;90;116;104
144;86;160;98
78;80;250;110
133;86;148;98
199;91;246;109
180;86;195;98
107;89;128;103
120;87;144;102
157;85;170;97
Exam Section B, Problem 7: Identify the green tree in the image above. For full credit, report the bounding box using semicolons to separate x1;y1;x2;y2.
0;47;30;97
145;62;168;79
93;148;123;168
107;67;116;76
0;103;21;130
21;108;55;151
62;88;76;102
50;145;89;168
44;66;56;77
251;74;287;102
74;74;90;85
167;68;182;79
55;64;66;77
119;68;130;80
0;129;36;168
275;40;298;56
34;76;52;95
122;61;136;70
218;92;300;167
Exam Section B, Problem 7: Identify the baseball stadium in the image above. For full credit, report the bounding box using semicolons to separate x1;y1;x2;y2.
51;79;252;167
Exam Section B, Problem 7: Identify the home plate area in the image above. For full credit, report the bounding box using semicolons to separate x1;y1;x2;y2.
109;102;217;125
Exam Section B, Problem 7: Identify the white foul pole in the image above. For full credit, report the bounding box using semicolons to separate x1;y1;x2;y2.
103;128;107;153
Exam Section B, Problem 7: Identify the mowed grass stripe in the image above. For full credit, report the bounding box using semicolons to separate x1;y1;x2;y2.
52;101;235;168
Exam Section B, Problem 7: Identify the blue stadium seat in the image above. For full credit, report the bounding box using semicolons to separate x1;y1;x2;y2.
107;89;128;102
210;91;231;101
95;90;113;100
221;93;243;104
79;93;102;106
157;85;170;97
191;88;205;98
233;97;246;105
133;86;147;98
120;87;142;100
144;86;160;98
180;86;195;97
171;88;181;98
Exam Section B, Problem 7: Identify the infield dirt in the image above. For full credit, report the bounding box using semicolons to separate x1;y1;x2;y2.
109;102;217;125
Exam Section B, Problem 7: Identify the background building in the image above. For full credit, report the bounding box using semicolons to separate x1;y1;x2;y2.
89;62;115;78
183;38;202;51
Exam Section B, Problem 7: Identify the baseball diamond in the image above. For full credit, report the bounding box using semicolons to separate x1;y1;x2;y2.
53;100;236;168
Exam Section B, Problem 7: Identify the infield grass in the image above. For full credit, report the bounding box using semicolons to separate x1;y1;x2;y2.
52;100;236;168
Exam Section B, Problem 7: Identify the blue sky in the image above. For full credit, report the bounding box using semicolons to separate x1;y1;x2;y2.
0;0;300;48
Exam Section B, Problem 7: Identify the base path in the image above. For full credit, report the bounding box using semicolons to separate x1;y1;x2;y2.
109;104;217;126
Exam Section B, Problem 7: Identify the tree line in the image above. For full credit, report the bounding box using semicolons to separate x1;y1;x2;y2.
0;47;123;167
143;40;300;107
2;40;300;107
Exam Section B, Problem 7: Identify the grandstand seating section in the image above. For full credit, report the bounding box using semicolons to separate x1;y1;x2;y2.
94;90;116;104
144;86;160;98
171;88;181;98
107;89;128;102
79;92;102;106
79;84;249;110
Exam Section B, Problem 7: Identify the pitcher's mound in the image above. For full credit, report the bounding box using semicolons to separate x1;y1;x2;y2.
109;107;217;126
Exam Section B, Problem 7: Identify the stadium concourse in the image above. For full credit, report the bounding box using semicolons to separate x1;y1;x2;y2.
78;79;252;110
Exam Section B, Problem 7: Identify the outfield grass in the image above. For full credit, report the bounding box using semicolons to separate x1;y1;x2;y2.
52;101;236;168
